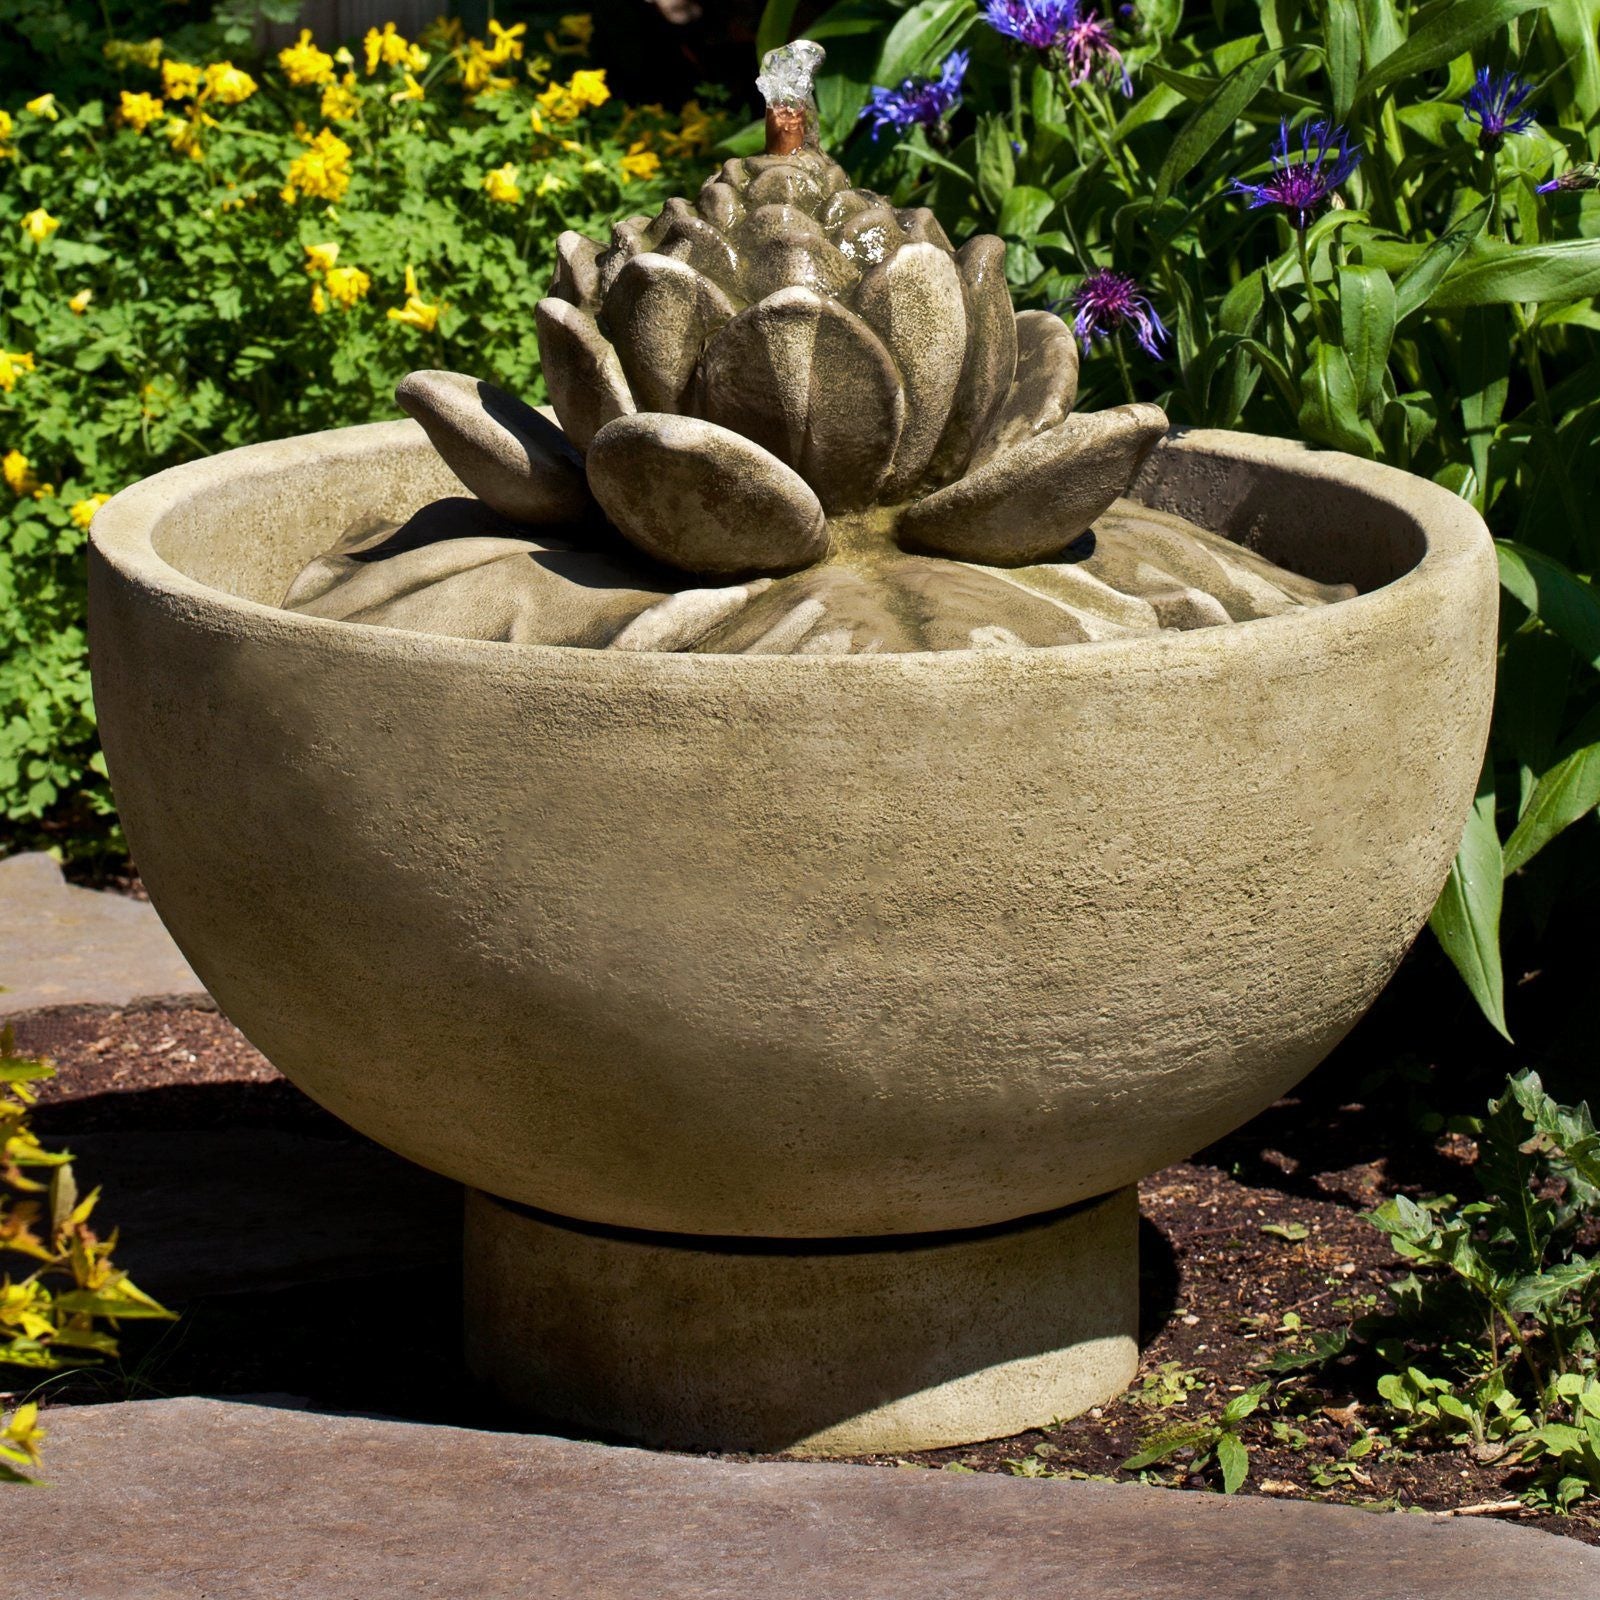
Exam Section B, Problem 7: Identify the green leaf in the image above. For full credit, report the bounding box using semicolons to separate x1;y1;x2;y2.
1428;767;1511;1040
977;114;1017;214
998;185;1056;239
1355;0;1556;103
1217;1431;1250;1494
1392;200;1491;322
1154;50;1288;206
1123;1421;1216;1471
1496;542;1600;670
1338;264;1397;408
756;0;803;59
1430;238;1600;309
1503;740;1600;874
1260;1220;1310;1241
874;0;974;87
1321;2;1361;119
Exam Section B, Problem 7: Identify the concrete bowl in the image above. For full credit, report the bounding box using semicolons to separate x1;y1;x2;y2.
89;420;1497;1240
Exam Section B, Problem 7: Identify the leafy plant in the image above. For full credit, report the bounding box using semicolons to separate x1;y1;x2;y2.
1122;1381;1269;1493
767;0;1600;1035
0;13;725;861
1;1024;174;1484
1361;1070;1600;1509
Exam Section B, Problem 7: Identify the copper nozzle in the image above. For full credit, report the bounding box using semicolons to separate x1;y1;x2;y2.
765;105;807;156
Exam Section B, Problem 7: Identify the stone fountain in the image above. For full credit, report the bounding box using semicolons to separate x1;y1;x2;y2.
88;46;1497;1454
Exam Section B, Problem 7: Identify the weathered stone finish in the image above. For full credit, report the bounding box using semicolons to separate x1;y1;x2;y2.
89;422;1497;1242
464;1187;1138;1455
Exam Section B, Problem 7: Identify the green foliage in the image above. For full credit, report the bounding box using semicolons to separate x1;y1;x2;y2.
0;15;723;858
1122;1380;1269;1493
1360;1070;1600;1510
2;1025;175;1484
776;0;1600;1032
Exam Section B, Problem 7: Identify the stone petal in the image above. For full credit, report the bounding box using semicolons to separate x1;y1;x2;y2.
854;242;967;499
551;231;603;311
534;299;637;454
697;288;904;514
973;310;1081;467
653;199;742;294
747;164;826;209
923;236;1019;488
821;188;881;230
697;180;744;231
595;214;657;300
691;566;920;655
395;370;595;526
897;208;955;251
604;254;738;416
608;580;773;651
832;205;907;270
898;403;1169;565
736;204;859;302
586;413;829;577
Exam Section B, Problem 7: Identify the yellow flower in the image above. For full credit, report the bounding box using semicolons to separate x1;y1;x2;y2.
536;82;582;121
619;139;661;183
535;172;565;198
281;127;353;204
324;264;371;309
0;109;12;155
161;60;201;101
278;29;335;87
203;61;258;104
568;68;609;108
387;264;441;332
165;110;217;161
20;208;59;243
460;41;513;95
529;107;545;135
560;14;594;48
118;90;165;132
482;161;522;204
364;23;428;75
423;15;464;47
665;98;715;156
320;75;361;122
25;94;58;121
68;288;93;314
487;20;527;62
389;71;425;104
103;37;164;71
3;450;41;495
1;1403;44;1472
303;240;340;276
310;283;327;314
70;493;110;528
526;53;553;85
0;351;37;391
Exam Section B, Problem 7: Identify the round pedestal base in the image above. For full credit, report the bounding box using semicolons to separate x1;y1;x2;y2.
463;1187;1139;1456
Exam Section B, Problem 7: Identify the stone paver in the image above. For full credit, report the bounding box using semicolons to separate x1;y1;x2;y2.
0;852;204;1015
64;1130;458;1300
13;1398;1597;1600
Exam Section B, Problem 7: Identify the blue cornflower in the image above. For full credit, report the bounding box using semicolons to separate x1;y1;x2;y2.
1070;268;1169;358
1461;67;1537;148
863;49;969;141
983;0;1080;51
1232;119;1363;233
1538;163;1600;194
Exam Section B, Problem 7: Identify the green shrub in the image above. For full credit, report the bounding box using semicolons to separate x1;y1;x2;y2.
2;1025;174;1484
0;13;724;861
778;0;1600;1033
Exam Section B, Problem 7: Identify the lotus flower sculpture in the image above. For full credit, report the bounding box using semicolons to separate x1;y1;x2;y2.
289;44;1353;651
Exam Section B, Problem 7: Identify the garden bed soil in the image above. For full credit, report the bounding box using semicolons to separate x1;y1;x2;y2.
5;950;1596;1547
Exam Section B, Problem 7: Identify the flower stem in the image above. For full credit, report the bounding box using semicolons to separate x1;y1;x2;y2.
1296;228;1331;348
1008;57;1025;147
1112;330;1136;404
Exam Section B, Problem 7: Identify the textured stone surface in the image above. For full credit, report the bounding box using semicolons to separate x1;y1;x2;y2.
62;1129;457;1300
587;412;829;575
393;370;593;526
903;404;1171;565
0;852;203;1015
533;297;635;451
465;1188;1137;1455
14;1398;1598;1599
976;307;1081;465
90;422;1498;1242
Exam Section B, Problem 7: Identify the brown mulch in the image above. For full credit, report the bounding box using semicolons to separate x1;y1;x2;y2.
5;962;1597;1544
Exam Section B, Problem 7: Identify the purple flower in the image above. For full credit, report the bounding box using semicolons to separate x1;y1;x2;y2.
1070;268;1169;358
1232;119;1363;233
1461;67;1537;147
863;49;969;140
1538;163;1600;194
983;0;1080;51
1062;9;1131;95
